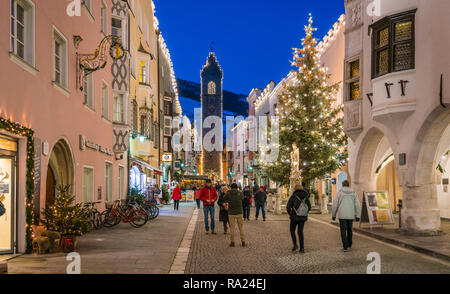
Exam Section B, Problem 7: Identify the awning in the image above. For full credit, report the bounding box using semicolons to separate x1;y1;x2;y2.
183;175;210;181
131;157;162;174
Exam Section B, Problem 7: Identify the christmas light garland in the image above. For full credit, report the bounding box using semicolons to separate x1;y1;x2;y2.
0;116;35;253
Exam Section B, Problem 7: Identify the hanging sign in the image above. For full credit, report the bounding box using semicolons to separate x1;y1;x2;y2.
361;191;395;225
162;154;173;162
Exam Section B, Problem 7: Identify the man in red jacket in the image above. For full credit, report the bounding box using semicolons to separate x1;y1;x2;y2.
199;179;218;234
172;184;182;211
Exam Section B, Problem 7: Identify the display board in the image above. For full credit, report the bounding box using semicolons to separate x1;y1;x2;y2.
361;191;395;225
186;190;195;202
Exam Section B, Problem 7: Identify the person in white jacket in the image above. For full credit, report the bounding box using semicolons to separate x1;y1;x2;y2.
332;181;361;252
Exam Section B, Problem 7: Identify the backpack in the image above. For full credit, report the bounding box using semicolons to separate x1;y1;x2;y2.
295;196;309;217
0;201;5;217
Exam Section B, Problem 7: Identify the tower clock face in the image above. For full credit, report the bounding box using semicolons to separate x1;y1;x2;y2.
208;104;216;114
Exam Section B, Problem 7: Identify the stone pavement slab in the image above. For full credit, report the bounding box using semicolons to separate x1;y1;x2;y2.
310;213;450;262
7;203;195;274
185;206;450;274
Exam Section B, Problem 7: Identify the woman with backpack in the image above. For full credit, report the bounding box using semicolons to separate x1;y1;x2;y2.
286;184;311;253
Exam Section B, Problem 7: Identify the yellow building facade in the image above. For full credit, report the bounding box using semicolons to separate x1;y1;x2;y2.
128;0;161;193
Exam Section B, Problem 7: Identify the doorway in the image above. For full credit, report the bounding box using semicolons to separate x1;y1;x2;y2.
45;165;56;207
0;156;15;254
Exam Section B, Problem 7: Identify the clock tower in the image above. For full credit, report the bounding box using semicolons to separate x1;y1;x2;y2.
201;52;223;180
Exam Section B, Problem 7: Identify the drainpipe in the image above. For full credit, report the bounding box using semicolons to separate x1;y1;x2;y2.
440;74;446;109
156;29;161;185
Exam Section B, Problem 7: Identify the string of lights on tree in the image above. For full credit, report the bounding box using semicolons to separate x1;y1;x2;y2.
261;14;348;185
0;116;35;253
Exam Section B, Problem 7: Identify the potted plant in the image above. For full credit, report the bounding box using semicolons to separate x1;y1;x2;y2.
161;185;170;205
41;185;90;252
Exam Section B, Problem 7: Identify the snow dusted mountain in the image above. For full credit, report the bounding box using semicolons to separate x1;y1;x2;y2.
177;78;248;142
177;78;248;121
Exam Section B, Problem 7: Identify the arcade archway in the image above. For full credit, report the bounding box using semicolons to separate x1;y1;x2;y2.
46;139;74;207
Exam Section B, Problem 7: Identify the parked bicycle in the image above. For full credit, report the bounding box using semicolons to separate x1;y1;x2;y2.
102;200;148;228
142;199;160;220
83;201;102;230
127;195;160;220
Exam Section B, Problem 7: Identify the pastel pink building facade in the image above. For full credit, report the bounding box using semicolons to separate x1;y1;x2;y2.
0;0;129;254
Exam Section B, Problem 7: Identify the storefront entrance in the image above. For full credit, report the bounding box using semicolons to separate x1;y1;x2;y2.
0;136;17;254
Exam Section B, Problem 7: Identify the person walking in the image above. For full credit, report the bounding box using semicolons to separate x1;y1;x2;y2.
242;186;252;221
172;184;182;211
254;186;267;221
286;184;311;253
332;180;361;252
153;184;161;205
199;179;218;234
223;183;246;247
218;186;230;234
194;186;201;209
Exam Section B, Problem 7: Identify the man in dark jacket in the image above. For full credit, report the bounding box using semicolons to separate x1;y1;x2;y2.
242;186;252;221
254;186;267;221
199;179;218;235
223;183;246;247
286;184;312;253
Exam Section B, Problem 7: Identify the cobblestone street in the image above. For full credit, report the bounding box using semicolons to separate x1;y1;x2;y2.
5;203;450;274
185;207;450;274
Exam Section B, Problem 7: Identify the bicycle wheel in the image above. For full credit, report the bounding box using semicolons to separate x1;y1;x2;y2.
93;211;102;229
101;210;119;227
150;205;159;219
129;210;148;228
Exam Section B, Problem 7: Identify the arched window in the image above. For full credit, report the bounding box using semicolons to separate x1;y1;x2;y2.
208;81;216;95
139;106;151;138
132;100;138;136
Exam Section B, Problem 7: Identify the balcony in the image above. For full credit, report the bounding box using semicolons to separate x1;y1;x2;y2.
370;70;417;137
371;70;416;122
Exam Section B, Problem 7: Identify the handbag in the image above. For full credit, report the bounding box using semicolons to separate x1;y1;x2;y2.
0;201;6;217
223;202;229;211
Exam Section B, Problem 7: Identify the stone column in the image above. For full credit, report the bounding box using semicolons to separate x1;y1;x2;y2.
321;194;328;214
401;184;441;235
275;194;282;215
267;193;273;212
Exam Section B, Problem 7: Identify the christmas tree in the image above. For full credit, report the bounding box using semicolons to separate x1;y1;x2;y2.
263;15;347;185
41;185;90;236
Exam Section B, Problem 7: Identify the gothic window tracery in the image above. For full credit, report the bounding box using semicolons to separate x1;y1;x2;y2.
208;81;216;95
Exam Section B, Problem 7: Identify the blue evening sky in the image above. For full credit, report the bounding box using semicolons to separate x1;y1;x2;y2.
154;0;345;95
